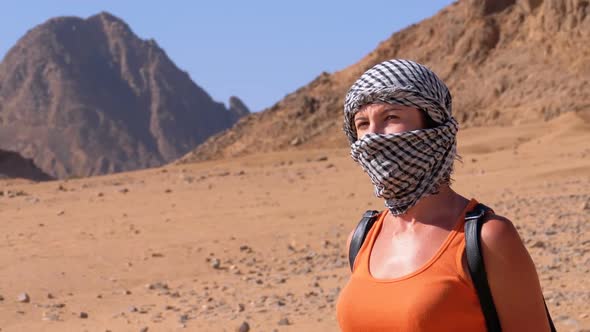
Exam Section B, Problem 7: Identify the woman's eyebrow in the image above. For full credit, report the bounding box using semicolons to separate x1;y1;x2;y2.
383;107;404;111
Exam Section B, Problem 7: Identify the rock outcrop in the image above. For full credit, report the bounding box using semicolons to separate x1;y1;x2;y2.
0;149;53;181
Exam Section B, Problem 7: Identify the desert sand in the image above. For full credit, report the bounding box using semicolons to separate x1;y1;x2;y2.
1;111;589;331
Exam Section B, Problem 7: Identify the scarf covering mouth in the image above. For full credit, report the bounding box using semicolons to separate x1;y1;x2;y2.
350;119;458;215
343;59;453;144
344;59;459;215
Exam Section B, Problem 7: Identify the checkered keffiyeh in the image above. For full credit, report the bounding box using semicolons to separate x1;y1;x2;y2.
344;59;459;215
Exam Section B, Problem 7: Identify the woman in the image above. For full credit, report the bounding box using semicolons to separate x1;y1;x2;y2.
336;59;551;331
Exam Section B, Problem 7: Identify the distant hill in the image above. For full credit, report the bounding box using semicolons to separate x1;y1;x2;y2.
179;0;589;163
0;12;249;178
0;149;52;181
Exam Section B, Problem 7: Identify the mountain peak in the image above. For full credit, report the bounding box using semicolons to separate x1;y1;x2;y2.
91;11;124;23
0;12;248;178
86;11;134;34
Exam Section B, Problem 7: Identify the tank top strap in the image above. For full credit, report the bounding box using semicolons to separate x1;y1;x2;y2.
352;209;388;275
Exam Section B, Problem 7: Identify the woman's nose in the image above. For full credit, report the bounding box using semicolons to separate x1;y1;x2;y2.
367;122;384;135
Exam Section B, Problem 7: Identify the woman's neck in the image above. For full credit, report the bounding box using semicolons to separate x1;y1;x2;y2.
392;186;469;226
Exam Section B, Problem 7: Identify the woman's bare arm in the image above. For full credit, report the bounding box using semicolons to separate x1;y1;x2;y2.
481;215;551;331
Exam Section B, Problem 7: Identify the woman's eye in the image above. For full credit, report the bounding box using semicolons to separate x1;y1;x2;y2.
355;122;369;129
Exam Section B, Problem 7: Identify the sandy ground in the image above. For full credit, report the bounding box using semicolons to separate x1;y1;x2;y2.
1;112;589;332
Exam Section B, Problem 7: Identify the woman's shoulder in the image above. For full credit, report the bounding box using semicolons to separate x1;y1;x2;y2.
477;211;534;281
478;212;535;280
477;212;552;330
479;213;522;252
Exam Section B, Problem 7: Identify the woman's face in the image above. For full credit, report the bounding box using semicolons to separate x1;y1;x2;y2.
353;103;426;139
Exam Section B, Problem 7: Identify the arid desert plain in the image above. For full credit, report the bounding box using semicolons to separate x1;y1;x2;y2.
1;112;589;331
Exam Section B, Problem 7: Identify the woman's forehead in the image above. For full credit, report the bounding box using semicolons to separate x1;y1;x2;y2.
356;103;414;116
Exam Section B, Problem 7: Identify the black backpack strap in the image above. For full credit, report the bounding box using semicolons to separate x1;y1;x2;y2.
465;203;557;332
348;210;380;271
465;203;502;331
545;301;557;331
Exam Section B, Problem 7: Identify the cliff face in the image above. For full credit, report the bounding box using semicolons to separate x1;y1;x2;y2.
0;12;249;178
179;0;589;163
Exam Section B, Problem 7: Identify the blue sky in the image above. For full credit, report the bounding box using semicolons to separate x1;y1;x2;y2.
1;0;455;112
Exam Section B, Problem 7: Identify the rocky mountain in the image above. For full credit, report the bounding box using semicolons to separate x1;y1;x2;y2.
0;149;53;181
179;0;589;163
0;12;249;179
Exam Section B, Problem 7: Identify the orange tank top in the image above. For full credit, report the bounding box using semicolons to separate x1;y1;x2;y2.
336;199;487;332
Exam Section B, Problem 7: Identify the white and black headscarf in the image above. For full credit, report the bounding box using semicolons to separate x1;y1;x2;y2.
343;59;459;215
